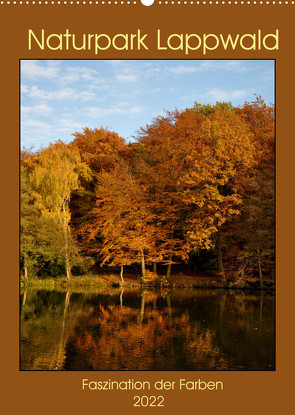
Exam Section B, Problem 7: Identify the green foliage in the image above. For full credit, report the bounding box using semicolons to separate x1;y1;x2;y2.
192;101;234;115
20;168;42;276
21;141;92;278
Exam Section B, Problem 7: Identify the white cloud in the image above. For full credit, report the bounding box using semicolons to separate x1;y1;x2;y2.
108;61;139;83
85;107;116;118
21;118;54;147
87;103;145;118
22;118;52;129
148;88;161;94
21;116;84;148
21;104;54;116
198;60;251;73
21;84;29;94
169;60;253;76
169;65;200;75
115;73;138;83
144;66;162;76
128;106;145;114
205;87;248;102
28;86;96;101
21;60;59;80
60;66;104;84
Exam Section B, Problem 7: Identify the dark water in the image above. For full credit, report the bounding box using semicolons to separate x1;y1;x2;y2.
20;287;275;371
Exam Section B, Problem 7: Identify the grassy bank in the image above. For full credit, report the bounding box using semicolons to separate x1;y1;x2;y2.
20;274;139;289
20;272;275;291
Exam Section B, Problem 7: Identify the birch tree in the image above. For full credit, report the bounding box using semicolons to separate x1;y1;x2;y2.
29;141;91;279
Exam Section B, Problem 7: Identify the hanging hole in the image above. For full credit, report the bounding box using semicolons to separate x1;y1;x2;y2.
141;0;154;5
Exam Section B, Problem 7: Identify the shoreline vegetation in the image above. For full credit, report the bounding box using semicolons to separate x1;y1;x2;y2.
21;98;275;291
20;272;275;291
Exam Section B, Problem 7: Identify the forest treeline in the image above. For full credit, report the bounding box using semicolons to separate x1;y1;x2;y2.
21;97;275;288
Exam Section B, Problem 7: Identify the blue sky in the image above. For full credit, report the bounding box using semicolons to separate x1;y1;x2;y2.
21;59;274;149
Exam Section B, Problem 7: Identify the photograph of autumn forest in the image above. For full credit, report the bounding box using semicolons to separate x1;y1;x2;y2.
20;60;275;371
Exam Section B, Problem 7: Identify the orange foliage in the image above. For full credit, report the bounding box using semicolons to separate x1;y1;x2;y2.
73;302;228;370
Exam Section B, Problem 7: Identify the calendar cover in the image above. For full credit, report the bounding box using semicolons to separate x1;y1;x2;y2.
1;1;293;413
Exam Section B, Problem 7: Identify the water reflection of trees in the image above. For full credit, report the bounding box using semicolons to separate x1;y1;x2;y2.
70;290;229;370
20;288;274;371
20;289;92;370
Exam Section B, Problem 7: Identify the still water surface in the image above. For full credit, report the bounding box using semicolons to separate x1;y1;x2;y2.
20;287;274;371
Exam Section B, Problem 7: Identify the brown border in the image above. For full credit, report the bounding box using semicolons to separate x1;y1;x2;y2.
1;3;294;414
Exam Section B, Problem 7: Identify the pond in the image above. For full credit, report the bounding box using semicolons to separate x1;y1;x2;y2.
20;287;275;371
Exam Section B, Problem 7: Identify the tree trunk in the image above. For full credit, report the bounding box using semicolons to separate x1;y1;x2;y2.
257;239;263;290
120;288;124;308
140;293;145;324
22;289;27;308
120;265;124;284
216;230;226;287
166;254;173;282
62;202;71;280
50;290;71;370
65;251;72;280
258;256;263;290
217;290;227;340
64;289;71;310
259;291;264;334
140;249;146;279
166;294;172;326
153;262;157;275
24;266;28;280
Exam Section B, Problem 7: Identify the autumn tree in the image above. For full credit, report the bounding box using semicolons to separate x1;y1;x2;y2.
188;103;256;283
221;97;275;287
72;127;129;173
70;127;130;254
136;111;201;280
136;103;255;283
28;141;91;279
84;164;164;281
20;167;41;278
